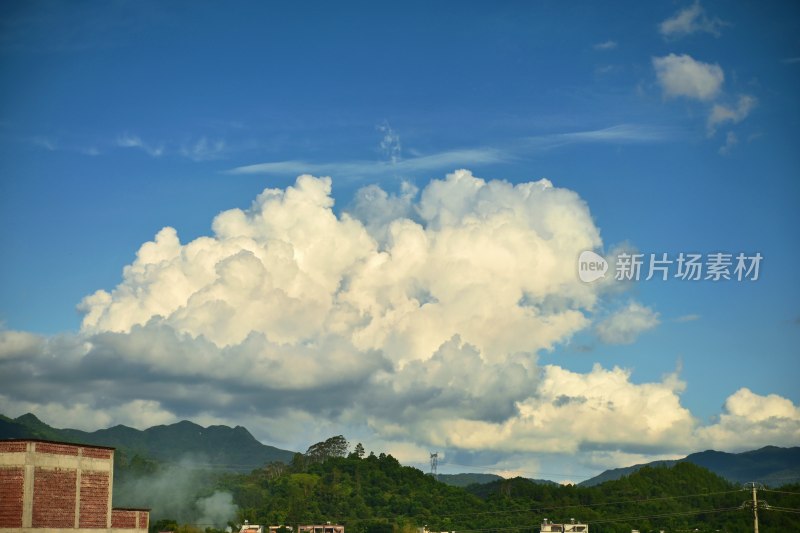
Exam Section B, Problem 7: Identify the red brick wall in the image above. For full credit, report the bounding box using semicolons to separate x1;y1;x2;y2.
32;467;77;528
0;441;27;453
0;467;24;528
138;509;149;529
79;471;110;528
35;442;80;456
82;446;113;459
112;509;137;528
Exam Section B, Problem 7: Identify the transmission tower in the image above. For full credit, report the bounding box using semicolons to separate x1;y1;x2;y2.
429;452;438;480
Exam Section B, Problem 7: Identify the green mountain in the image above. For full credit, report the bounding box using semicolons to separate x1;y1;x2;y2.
6;416;797;532
688;446;800;486
222;451;800;533
0;413;295;472
0;415;30;438
579;446;800;487
3;411;798;490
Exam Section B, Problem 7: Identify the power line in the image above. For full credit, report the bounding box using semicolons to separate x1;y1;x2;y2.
766;506;800;514
590;505;744;525
762;488;800;496
433;489;743;520
298;488;743;525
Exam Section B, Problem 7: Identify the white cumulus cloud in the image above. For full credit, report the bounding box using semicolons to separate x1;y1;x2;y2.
653;54;724;101
79;171;602;364
659;2;727;38
595;301;660;345
1;170;797;470
708;94;757;135
698;388;800;450
419;364;696;455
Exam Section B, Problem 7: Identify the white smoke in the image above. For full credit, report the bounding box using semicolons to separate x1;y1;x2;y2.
197;491;238;528
113;458;238;526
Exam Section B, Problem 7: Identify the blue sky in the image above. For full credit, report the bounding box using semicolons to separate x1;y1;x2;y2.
1;1;799;480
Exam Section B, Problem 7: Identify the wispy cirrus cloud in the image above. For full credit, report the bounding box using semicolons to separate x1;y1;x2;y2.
377;120;402;165
116;133;164;157
718;131;738;155
537;124;671;144
26;135;101;156
227;147;512;178
115;133;234;161
31;136;57;151
593;40;617;51
81;146;101;156
180;137;227;161
227;125;671;178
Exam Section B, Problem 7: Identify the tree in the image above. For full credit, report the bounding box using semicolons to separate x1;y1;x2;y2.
265;461;288;481
290;452;307;472
306;435;349;464
349;442;366;459
150;518;178;532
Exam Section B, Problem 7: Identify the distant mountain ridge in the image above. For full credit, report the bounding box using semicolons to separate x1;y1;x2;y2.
3;413;798;485
437;473;558;488
437;473;504;487
579;446;800;487
0;413;296;472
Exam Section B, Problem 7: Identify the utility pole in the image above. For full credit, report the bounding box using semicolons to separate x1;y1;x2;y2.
742;482;765;533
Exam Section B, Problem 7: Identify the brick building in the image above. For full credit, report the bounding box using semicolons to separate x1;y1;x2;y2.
0;439;149;533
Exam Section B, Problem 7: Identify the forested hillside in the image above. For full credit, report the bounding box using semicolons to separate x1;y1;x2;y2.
3;418;798;533
143;438;800;533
